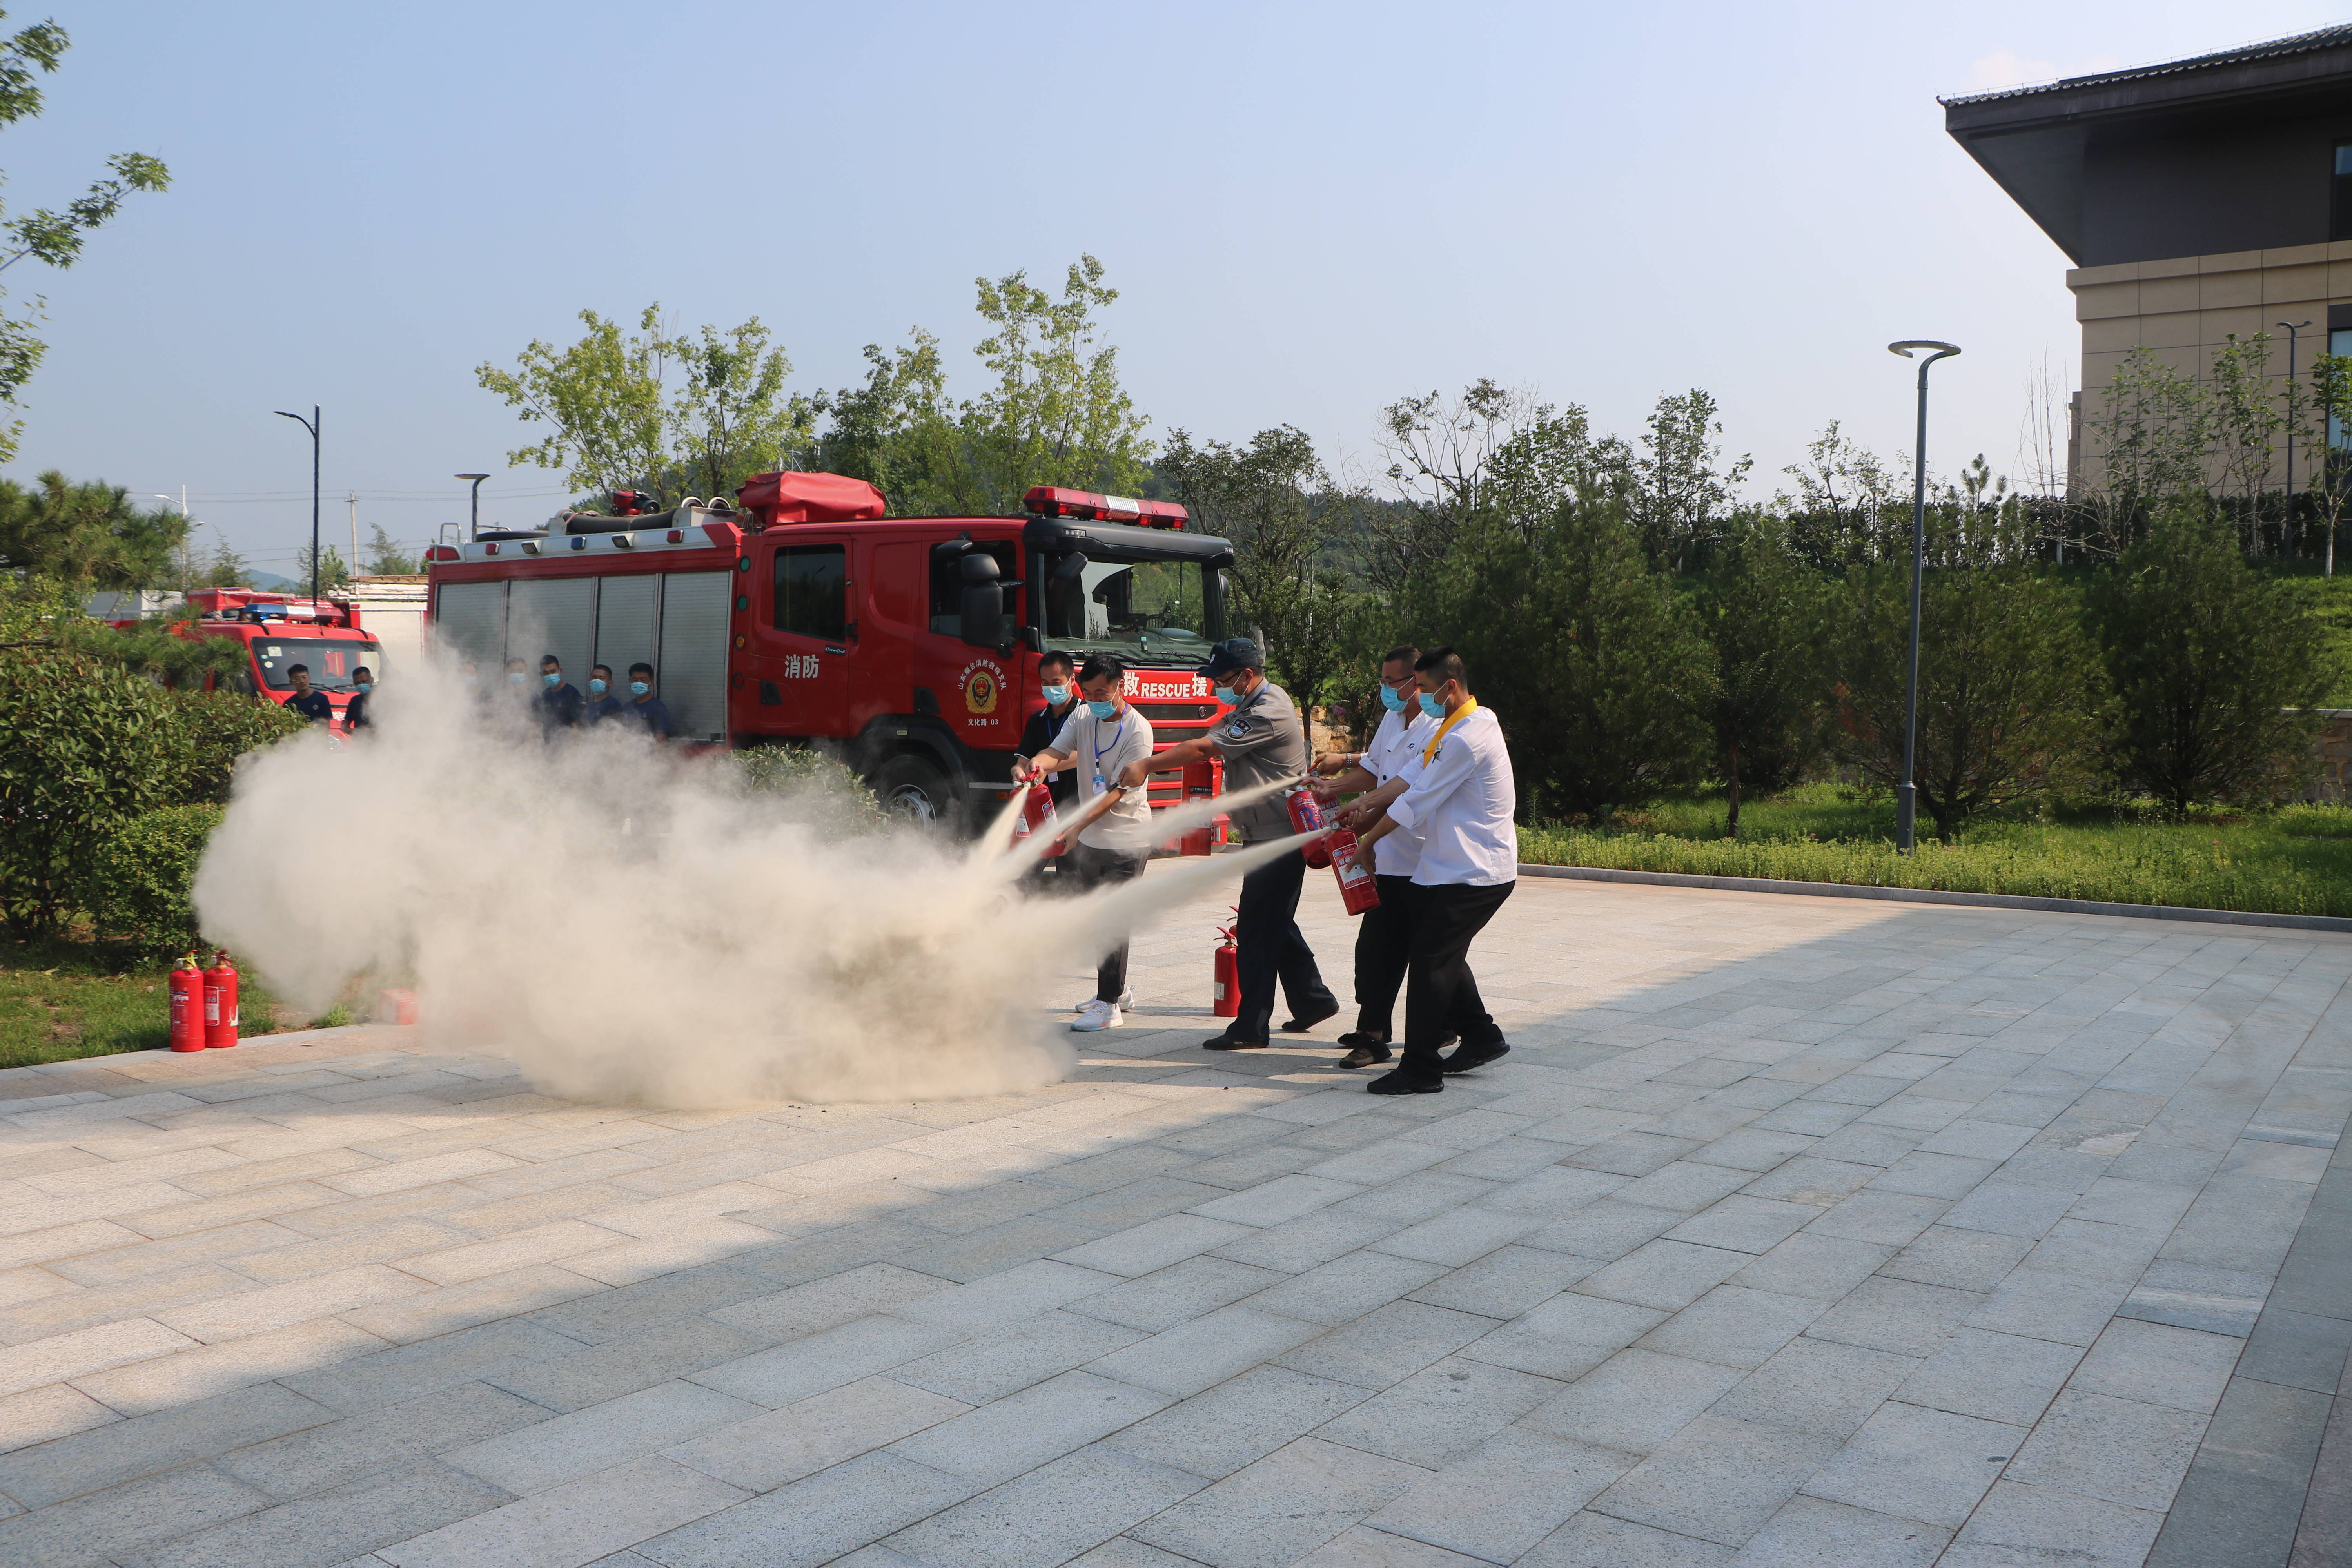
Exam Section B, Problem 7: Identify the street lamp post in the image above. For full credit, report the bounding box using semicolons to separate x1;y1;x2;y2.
456;473;490;541
275;406;322;604
2279;320;2312;546
1887;340;1961;855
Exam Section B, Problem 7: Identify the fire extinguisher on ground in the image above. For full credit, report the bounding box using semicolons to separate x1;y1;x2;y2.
1285;786;1333;869
167;955;205;1052
1211;910;1240;1018
203;950;239;1050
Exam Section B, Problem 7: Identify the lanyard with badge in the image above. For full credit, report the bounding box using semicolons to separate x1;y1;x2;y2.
1091;712;1127;797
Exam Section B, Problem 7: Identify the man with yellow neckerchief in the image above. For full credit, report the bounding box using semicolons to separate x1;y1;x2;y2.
1339;646;1517;1094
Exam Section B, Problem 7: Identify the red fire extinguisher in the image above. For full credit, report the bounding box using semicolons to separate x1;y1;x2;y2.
167;955;205;1052
202;950;239;1050
1010;781;1067;857
1286;786;1333;869
1179;759;1221;857
1328;826;1382;916
1211;910;1240;1017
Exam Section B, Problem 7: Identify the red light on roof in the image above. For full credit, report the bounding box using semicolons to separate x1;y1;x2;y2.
1024;487;1189;528
424;545;459;563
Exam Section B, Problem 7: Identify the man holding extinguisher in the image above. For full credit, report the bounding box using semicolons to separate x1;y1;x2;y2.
1339;647;1517;1094
1120;637;1338;1051
1313;645;1434;1070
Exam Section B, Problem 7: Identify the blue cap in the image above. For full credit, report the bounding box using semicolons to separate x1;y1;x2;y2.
1196;637;1263;679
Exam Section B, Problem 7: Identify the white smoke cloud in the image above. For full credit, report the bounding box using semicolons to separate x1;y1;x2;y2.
193;661;1294;1109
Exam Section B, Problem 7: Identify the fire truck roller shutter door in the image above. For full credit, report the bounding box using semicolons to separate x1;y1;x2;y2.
506;577;595;691
594;574;658;687
433;581;507;666
658;571;731;743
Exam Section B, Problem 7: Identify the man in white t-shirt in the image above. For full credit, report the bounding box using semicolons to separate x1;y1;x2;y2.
1012;653;1157;1031
1312;644;1434;1069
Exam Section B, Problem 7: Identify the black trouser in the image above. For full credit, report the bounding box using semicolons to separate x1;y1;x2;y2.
1065;840;1149;1002
1232;847;1336;1042
1401;881;1515;1078
1351;875;1419;1040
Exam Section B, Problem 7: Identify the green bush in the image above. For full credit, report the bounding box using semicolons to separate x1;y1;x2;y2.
728;744;889;832
0;648;172;936
158;686;307;805
83;804;223;956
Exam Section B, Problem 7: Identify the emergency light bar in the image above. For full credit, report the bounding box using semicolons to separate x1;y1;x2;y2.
1024;487;1189;528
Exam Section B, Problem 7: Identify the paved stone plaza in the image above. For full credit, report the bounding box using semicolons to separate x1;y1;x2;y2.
0;873;2347;1568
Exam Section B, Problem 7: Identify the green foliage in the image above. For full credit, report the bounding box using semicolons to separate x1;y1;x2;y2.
476;305;818;508
2092;505;2336;811
56;605;249;689
156;687;307;806
365;524;417;576
83;804;220;956
293;542;350;593
1622;388;1753;572
1519;787;2352;918
1412;499;1714;818
959;256;1151;511
813;330;967;514
0;471;187;584
1695;517;1828;833
1826;559;2102;840
0;12;169;463
0;648;169;936
729;744;888;833
1159;425;1359;706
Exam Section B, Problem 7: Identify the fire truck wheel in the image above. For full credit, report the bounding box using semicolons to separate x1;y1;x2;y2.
871;754;960;832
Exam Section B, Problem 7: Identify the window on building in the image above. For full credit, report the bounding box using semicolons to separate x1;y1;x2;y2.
2332;144;2352;241
773;544;846;640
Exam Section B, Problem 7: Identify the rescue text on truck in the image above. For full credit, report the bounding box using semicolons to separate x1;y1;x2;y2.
422;471;1245;835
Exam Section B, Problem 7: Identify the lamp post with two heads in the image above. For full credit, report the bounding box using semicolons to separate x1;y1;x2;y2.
1886;341;1961;855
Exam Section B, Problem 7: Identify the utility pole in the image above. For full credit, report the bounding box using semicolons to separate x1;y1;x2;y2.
347;491;360;577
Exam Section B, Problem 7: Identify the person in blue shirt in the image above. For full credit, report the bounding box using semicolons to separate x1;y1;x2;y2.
283;664;334;724
537;655;583;731
581;664;623;724
617;661;673;739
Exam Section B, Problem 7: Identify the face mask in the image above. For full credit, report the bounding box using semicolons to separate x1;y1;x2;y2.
1042;684;1071;706
543;672;561;688
1379;684;1409;713
356;680;373;693
588;679;606;696
1086;698;1119;719
1417;691;1445;719
629;681;649;697
1213;684;1239;705
508;673;526;685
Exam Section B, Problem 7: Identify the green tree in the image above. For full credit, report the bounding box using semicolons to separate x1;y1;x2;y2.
1160;425;1359;708
960;255;1151;510
0;647;168;935
1371;380;1605;595
294;543;350;593
476;306;817;508
1620;388;1753;573
2089;346;2211;548
0;472;186;585
364;524;417;576
1827;554;2101;840
1413;499;1714;818
2092;503;2335;812
198;536;251;588
0;12;169;463
815;330;968;514
1777;421;1907;567
1696;517;1828;835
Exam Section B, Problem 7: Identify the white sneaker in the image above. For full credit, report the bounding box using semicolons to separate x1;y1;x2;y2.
1073;990;1134;1012
1071;999;1124;1032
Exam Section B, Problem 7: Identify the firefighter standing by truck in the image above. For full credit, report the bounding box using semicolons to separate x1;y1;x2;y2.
1122;638;1339;1051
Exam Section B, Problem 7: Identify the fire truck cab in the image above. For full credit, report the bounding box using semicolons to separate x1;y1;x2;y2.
173;588;384;730
423;472;1242;830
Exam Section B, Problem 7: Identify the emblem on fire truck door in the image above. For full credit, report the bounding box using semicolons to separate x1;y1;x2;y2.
960;660;1003;718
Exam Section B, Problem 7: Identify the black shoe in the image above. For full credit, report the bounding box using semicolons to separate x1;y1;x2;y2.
1367;1068;1443;1094
1336;1031;1388;1050
1204;1034;1269;1051
1338;1042;1393;1069
1441;1040;1510;1074
1280;1000;1341;1033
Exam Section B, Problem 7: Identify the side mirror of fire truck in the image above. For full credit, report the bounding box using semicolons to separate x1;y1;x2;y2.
958;552;1023;649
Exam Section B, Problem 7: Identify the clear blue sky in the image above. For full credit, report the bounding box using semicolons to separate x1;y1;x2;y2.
5;0;2338;575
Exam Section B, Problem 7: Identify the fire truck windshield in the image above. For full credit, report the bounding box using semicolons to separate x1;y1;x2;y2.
252;639;385;692
1040;555;1223;662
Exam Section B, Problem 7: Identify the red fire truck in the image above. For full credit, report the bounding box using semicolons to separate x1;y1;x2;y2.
422;471;1243;829
162;589;385;730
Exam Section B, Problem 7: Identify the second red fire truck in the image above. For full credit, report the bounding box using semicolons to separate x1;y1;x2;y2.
423;471;1243;830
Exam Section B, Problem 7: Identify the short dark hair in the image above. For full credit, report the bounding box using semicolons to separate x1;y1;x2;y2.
590;664;612;679
628;661;653;678
1414;646;1466;687
285;663;309;677
353;666;372;679
540;654;561;669
1078;653;1125;686
1038;650;1076;675
1380;644;1420;671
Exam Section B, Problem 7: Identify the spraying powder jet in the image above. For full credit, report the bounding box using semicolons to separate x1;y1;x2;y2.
194;660;1305;1109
